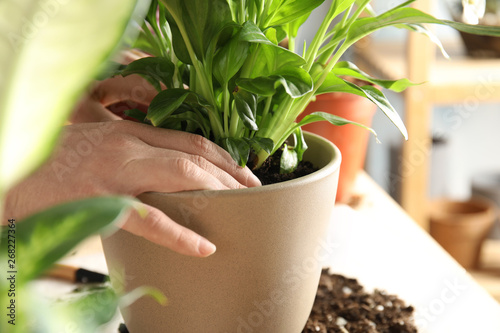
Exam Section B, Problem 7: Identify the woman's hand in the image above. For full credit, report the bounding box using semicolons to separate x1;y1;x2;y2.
4;121;261;257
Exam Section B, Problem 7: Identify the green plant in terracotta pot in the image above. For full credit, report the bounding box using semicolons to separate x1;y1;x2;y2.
298;79;378;204
100;0;500;332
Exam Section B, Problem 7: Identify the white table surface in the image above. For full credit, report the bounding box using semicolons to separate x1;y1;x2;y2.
327;205;500;333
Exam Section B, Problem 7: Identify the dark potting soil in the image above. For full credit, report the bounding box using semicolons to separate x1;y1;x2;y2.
303;269;418;333
251;149;319;185
118;270;417;333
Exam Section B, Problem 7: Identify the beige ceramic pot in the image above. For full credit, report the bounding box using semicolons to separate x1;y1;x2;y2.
430;198;497;269
102;132;341;333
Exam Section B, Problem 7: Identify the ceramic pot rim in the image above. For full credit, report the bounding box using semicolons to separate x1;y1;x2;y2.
144;131;341;199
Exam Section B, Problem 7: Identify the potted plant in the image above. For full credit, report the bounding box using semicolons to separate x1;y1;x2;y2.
448;0;500;57
100;0;500;332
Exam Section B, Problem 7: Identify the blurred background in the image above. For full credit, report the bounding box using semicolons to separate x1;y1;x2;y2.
297;0;500;303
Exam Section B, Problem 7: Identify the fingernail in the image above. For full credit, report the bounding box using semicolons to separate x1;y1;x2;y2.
245;167;262;187
198;237;216;257
250;175;261;187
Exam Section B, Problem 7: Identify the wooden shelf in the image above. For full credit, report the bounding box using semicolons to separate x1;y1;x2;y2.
354;40;500;104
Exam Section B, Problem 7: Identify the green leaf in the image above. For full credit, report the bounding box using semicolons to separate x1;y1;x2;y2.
119;57;176;89
147;89;209;127
124;109;147;122
237;66;313;98
164;11;192;64
213;21;285;84
236;77;277;96
213;26;251;84
333;61;418;92
316;71;365;95
240;21;276;45
356;84;407;139
223;137;250;167
395;23;450;59
280;144;298;174
120;286;168;308
346;7;500;48
161;0;233;62
213;19;295;78
248;137;274;154
0;197;135;284
56;287;120;333
234;90;258;131
147;89;191;126
267;0;325;26
338;0;359;15
247;37;306;78
161;110;211;137
297;111;378;140
287;12;313;40
276;67;314;98
315;75;407;139
0;0;150;194
443;20;500;37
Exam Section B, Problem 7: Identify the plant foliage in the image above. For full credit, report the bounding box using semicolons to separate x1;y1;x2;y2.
0;0;154;331
116;0;500;170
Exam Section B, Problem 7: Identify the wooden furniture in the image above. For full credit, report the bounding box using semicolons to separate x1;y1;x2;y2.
354;1;500;229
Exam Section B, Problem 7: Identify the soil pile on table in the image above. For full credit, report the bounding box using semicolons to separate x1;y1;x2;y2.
303;269;418;333
119;269;418;333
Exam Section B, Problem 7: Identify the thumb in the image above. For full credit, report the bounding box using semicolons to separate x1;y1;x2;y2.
120;204;216;257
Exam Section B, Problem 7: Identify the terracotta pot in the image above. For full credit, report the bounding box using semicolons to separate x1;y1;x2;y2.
472;172;500;239
429;198;497;269
102;132;341;333
459;30;500;58
298;92;376;203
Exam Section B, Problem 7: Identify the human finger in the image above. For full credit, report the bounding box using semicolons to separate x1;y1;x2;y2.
71;96;122;123
142;147;247;190
92;75;158;108
120;122;261;188
120;154;235;195
120;204;216;257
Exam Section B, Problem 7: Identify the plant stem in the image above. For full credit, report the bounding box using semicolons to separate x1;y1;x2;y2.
263;0;284;26
260;95;292;139
344;0;370;29
259;96;273;128
240;44;260;78
143;23;166;57
223;83;230;135
258;0;272;28
338;4;353;29
288;27;296;52
239;0;246;24
229;103;240;137
304;1;337;71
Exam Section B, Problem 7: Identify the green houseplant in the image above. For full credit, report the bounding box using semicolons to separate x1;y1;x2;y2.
100;1;500;332
112;0;500;172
